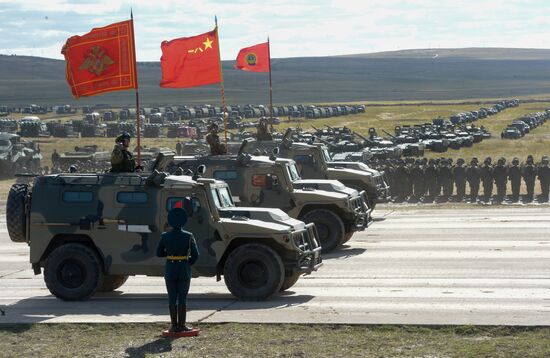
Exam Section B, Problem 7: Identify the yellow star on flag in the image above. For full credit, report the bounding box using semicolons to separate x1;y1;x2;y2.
203;37;213;50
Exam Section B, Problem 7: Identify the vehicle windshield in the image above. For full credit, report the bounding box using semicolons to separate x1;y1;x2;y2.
321;147;332;162
211;186;235;209
287;163;301;182
0;140;10;147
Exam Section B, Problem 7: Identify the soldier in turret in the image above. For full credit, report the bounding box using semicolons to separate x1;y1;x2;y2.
205;123;227;155
452;158;467;202
466;157;481;203
522;155;537;202
480;157;494;203
111;132;135;173
508;158;521;202
493;157;508;204
537;156;550;202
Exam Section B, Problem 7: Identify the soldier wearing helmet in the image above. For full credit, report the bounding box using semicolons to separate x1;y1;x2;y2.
538;156;549;202
466;157;481;202
423;158;438;202
508;157;521;202
410;158;425;202
205;123;227;155
452;158;466;202
111;132;135;172
493;157;508;203
522;155;536;202
480;156;494;203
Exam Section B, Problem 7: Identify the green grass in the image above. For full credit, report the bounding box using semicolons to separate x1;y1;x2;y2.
0;323;548;357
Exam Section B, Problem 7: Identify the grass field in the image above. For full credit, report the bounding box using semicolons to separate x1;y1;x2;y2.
0;324;548;357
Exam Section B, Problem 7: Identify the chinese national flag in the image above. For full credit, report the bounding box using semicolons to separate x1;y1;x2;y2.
235;42;270;72
61;20;138;99
160;28;221;88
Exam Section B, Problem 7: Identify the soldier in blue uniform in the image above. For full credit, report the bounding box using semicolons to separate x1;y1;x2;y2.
156;207;200;332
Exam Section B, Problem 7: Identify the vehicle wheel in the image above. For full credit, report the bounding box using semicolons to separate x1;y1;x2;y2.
224;243;284;300
301;209;345;253
99;274;129;292
342;231;354;243
6;184;28;243
280;272;301;291
44;243;103;301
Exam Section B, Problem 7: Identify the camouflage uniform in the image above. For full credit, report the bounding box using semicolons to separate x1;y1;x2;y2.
522;155;537;202
206;124;227;156
111;133;135;172
256;117;273;141
508;158;521;202
493;158;508;203
410;160;425;201
423;159;438;202
537;156;550;202
480;157;494;203
156;208;199;332
466;158;481;202
438;159;453;201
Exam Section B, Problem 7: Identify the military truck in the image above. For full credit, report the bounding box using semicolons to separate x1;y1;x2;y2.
6;168;321;301
0;132;42;176
241;132;389;208
169;149;370;252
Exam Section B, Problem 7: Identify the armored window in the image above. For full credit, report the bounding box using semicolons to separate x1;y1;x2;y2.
294;155;312;165
117;191;148;204
213;170;238;181
62;191;93;203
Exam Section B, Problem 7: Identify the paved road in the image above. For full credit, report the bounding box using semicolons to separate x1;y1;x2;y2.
1;206;549;325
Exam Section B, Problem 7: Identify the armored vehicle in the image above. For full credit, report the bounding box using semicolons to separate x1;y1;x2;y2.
0;132;42;176
58;145;111;167
241;133;389;208
170;150;370;252
6;169;321;301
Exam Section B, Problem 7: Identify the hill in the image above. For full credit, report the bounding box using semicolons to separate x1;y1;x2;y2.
2;48;550;106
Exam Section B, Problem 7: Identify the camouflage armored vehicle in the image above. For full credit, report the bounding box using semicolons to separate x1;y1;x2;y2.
241;132;389;208
170;148;370;252
58;145;111;167
6;168;321;301
0;132;42;176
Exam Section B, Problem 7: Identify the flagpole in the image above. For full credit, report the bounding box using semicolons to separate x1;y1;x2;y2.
267;36;274;132
214;16;228;149
130;9;141;166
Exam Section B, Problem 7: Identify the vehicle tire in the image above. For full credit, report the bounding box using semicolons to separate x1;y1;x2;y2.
280;272;301;291
6;184;28;243
224;243;284;300
99;274;129;292
301;209;345;253
44;243;103;301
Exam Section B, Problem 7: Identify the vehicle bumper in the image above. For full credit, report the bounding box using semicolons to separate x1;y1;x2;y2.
290;223;323;274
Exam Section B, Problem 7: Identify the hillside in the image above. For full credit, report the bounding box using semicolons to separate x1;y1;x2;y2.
2;48;550;106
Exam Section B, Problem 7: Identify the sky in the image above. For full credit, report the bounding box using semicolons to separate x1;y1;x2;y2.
1;0;550;61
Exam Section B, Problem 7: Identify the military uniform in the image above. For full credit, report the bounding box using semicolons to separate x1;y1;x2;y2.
537;157;550;202
256;117;273;141
423;160;438;202
522;156;537;202
452;159;466;202
466;159;481;202
508;158;521;202
156;208;200;332
410;160;425;201
493;158;508;203
206;129;227;155
480;158;494;203
111;144;135;172
438;160;453;201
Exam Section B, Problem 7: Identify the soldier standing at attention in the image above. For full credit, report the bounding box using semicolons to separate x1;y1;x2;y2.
522;155;537;202
423;158;438;202
438;158;453;202
466;157;481;203
508;157;522;202
537;156;550;202
493;157;508;204
51;149;60;167
410;159;425;202
205;123;227;155
156;207;200;333
111;132;135;172
480;157;494;203
452;158;467;202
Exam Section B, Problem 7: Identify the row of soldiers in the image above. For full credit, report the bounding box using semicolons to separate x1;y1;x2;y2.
371;155;550;203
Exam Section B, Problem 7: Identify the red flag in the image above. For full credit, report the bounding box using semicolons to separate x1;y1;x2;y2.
61;20;138;99
235;42;270;72
160;28;221;88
